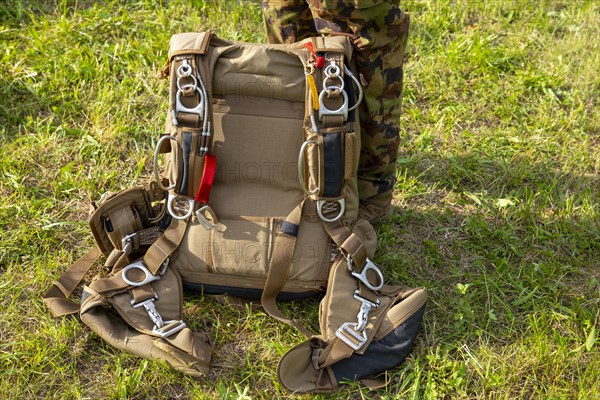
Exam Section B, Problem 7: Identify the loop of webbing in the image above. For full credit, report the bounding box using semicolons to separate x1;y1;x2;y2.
260;199;314;338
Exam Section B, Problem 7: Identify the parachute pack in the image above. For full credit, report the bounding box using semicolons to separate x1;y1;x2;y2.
44;32;427;393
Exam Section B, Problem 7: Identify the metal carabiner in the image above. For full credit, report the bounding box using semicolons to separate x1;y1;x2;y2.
353;291;380;331
122;261;161;287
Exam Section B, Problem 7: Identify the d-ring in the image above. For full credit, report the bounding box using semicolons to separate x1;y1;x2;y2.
317;199;345;222
122;261;161;287
167;193;195;220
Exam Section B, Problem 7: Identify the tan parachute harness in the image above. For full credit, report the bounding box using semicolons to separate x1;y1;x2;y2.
44;32;426;393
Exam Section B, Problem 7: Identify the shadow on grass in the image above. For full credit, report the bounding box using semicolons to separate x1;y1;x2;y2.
377;151;599;352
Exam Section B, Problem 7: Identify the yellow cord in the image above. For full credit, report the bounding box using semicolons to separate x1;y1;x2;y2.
307;74;320;110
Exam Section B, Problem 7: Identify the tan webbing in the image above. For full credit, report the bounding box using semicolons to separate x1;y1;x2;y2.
143;218;188;275
260;199;314;337
43;247;102;317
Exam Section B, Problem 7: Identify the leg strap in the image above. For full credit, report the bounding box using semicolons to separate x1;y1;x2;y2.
80;265;212;377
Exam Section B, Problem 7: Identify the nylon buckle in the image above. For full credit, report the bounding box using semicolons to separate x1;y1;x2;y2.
335;322;368;351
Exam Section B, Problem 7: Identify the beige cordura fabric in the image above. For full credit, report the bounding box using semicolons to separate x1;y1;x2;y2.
166;33;372;293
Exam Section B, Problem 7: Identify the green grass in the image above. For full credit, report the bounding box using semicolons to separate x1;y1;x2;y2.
1;0;598;399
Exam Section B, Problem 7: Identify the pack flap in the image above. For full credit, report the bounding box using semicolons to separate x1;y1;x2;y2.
169;31;213;59
308;35;354;60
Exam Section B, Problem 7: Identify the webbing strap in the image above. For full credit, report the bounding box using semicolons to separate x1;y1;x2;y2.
43;247;102;317
261;199;313;338
143;218;189;275
194;153;217;204
321;219;367;270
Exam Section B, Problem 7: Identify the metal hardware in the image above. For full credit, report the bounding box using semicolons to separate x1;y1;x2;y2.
157;258;170;276
323;63;344;94
167;192;195;220
318;89;348;121
174;82;205;124
298;139;319;196
344;65;363;112
195;204;215;230
153;135;177;191
335;322;368;351
130;293;158;307
316;198;345;222
152;320;187;338
176;64;197;93
131;294;186;338
172;60;206;126
121;232;137;255
350;258;384;291
122;261;161;287
353;291;380;331
132;297;164;327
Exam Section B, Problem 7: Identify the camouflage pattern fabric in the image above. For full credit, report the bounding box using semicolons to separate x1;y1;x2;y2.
262;0;410;201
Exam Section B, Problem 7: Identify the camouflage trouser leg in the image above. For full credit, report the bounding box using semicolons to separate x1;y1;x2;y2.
261;0;318;44
262;0;409;202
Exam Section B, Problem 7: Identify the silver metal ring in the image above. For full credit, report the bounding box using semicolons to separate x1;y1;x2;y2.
322;75;344;93
176;74;198;93
122;261;161;287
177;63;192;77
317;199;345;222
167;193;195;220
324;63;341;77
